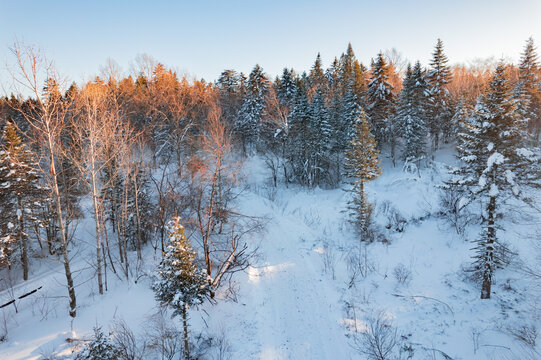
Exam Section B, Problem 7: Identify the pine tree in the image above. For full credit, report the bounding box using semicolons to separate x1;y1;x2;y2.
75;326;121;360
516;37;541;141
426;38;453;150
234;64;269;154
367;52;396;159
397;61;429;163
447;63;538;299
345;109;382;240
152;217;210;360
0;121;45;279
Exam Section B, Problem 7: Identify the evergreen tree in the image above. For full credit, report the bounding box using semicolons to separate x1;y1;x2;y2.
217;69;244;128
344;109;382;240
325;57;340;90
340;60;368;149
152;217;210;360
287;83;311;185
0;122;45;279
309;53;327;94
447;63;538;299
426;38;453;149
276;68;297;108
75;326;121;360
234;64;269;154
308;89;332;186
352;60;368;108
339;43;356;89
397;61;429;163
516;37;541;141
328;46;368;184
367;52;396;156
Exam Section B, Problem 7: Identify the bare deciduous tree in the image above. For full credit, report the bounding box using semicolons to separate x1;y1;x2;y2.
8;41;77;317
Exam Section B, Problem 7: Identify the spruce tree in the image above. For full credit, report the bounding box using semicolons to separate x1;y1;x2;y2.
276;68;297;108
516;37;541;141
339;43;356;89
426;38;453;150
367;52;396;159
397;61;429;163
325;57;340;90
217;69;244;128
308;89;332;186
75;326;121;360
345;109;382;240
447;63;538;299
152;217;210;360
352;60;368;109
0;121;45;279
309;53;327;93
287;83;311;185
234;64;269;154
340;60;368;150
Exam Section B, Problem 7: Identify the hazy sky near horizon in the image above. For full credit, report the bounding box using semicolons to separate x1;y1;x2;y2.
1;0;540;90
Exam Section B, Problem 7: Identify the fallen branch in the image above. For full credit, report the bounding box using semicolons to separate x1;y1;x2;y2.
0;286;43;309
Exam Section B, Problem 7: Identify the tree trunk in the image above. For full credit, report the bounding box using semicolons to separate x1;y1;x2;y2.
18;197;29;281
133;175;142;260
359;181;367;241
481;195;496;299
182;303;190;360
90;166;104;295
48;140;77;317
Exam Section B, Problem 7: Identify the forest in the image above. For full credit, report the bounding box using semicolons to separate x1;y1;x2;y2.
0;37;540;359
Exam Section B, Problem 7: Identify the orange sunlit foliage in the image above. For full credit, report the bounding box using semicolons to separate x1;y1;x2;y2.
448;65;492;105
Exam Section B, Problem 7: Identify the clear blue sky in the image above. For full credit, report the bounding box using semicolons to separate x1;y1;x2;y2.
1;0;540;90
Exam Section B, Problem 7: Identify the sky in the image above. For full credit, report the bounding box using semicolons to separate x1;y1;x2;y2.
1;0;540;92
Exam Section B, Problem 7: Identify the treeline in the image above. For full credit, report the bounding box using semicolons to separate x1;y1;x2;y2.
0;38;540;316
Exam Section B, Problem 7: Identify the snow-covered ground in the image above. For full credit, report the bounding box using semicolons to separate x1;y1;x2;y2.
1;150;540;359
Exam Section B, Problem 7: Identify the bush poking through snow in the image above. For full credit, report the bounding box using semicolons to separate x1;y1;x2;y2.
322;239;336;280
393;263;412;286
145;310;182;360
353;312;399;360
506;324;537;347
438;187;475;236
346;244;376;287
111;319;146;360
378;200;406;233
208;325;233;360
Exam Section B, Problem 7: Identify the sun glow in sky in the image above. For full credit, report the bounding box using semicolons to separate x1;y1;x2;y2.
1;0;540;89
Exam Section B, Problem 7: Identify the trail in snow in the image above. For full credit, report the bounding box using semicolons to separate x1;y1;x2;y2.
201;184;356;360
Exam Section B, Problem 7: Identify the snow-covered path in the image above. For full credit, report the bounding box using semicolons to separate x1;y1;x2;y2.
203;186;355;359
246;214;349;359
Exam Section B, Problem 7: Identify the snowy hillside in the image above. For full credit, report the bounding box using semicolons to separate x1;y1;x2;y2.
1;151;539;360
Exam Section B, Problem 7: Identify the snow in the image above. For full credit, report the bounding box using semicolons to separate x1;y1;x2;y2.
0;150;539;360
486;151;505;168
479;175;486;187
489;183;499;197
516;147;535;159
